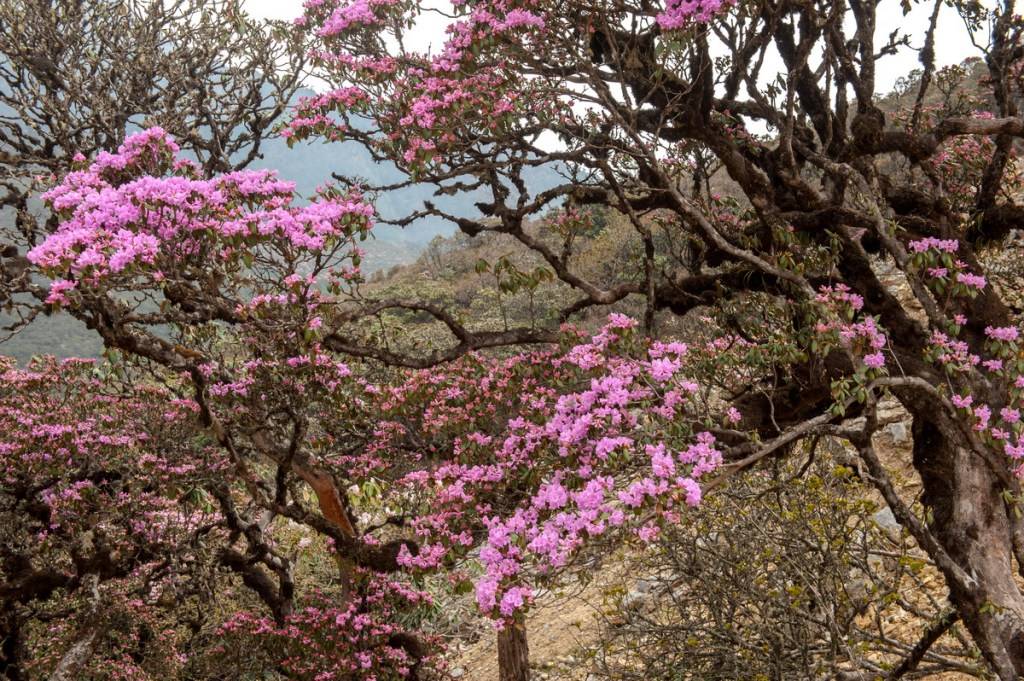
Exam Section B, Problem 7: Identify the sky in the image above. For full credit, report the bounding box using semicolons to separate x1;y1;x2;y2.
243;0;994;96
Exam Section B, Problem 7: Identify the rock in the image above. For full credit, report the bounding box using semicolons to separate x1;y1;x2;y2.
875;398;908;423
872;507;903;539
885;421;909;444
622;581;653;611
449;668;465;679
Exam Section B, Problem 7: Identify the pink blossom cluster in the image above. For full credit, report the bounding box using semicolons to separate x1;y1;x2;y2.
656;0;732;30
0;357;228;673
907;236;1023;448
292;0;570;171
815;278;1024;476
363;316;726;622
0;357;210;537
924;110;1021;214
214;577;438;679
908;237;959;254
928;330;983;372
815;283;864;312
986;326;1020;343
28;128;374;304
928;318;1024;470
318;0;398;36
956;272;987;290
905;229;990;297
814;285;888;370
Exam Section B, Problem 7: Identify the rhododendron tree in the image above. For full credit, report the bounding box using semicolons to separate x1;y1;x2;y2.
0;357;221;679
1;129;439;679
7;129;736;679
6;125;757;678
284;0;1024;677
0;0;307;341
10;1;1024;680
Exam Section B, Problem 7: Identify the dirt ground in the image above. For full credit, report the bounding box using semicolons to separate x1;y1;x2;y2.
451;582;607;681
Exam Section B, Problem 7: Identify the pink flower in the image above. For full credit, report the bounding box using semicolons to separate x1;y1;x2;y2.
983;359;1004;372
648;443;676;478
679;477;702;506
44;279;77;306
636;523;660;542
974;404;991;431
476;576;499;612
593;436;631;458
648;357;680;382
863;352;885;369
956;272;987;290
535;482;568;509
498;9;545;29
498;586;531;616
951;394;973;409
985;326;1019;342
657;0;730;29
606;313;637;329
908;237;959;253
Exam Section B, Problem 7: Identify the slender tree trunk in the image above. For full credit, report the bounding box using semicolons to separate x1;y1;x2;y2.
912;416;1024;680
497;619;530;681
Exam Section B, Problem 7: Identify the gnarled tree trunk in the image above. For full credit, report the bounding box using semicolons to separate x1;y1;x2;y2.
913;416;1024;680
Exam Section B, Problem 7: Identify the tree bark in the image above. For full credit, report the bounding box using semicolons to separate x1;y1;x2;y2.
912;416;1024;680
497;619;530;681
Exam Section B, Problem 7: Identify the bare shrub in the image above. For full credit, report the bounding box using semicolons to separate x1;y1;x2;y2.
588;454;985;680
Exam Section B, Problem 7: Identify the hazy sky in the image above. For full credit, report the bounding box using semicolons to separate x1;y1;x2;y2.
242;0;993;95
